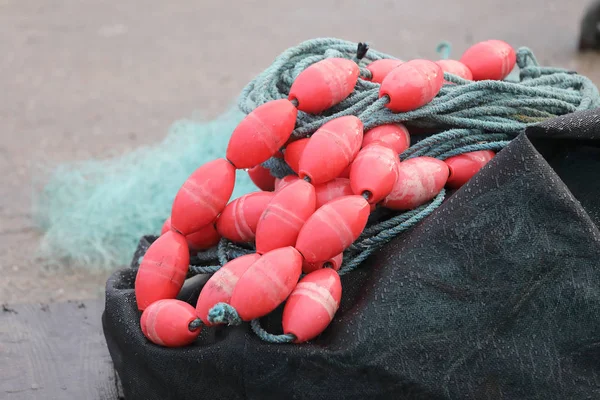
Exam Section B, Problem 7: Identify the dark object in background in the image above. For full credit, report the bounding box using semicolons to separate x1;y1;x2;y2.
103;108;600;400
579;1;600;50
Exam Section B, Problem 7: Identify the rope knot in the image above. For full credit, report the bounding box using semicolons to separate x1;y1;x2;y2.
208;302;242;326
516;47;539;69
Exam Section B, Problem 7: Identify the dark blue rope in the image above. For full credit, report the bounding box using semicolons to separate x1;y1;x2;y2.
250;319;295;344
207;302;242;326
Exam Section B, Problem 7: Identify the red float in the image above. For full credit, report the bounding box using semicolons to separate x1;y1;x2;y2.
298;116;363;184
314;178;354;209
274;175;300;191
230;247;303;321
171;158;235;235
460;40;516;81
161;218;170;235
226;99;298;169
289;58;359;114
161;217;220;251
216;192;275;243
135;231;190;310
382;157;449;210
362;124;410;155
284;138;310;174
445;150;495;189
282;268;342;343
366;59;404;84
296;195;370;263
195;253;261;325
380;59;444;112
255;179;316;254
247;164;276;191
350;143;399;204
436;59;473;82
141;299;201;347
186;224;220;251
338;163;352;179
302;252;343;274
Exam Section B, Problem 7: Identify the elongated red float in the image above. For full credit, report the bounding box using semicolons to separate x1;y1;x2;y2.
274;175;300;191
380;59;444;112
284;138;310;174
436;59;473;82
314;178;354;209
255;179;316;254
226;99;298;169
460;40;516;81
171;158;235;235
350;144;399;204
365;59;403;84
296;195;370;263
195;253;261;325
445;150;495;189
383;156;449;210
298;116;363;184
282;268;342;343
288;58;359;114
162;217;220;251
141;299;201;347
230;247;303;321
248;164;276;191
302;252;343;274
338;163;352;179
362;124;410;155
216;192;275;243
135;231;190;310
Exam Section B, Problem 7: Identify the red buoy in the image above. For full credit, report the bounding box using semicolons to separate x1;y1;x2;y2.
338;163;352;179
289;58;359;114
460;40;516;81
226;99;298;169
366;59;404;84
230;247;303;321
161;217;220;251
135;231;190;310
382;157;449;210
186;224;220;251
302;252;343;274
247;164;276;191
314;178;354;209
283;138;310;174
380;59;444;112
436;59;473;82
362;124;410;155
161;218;170;235
350;143;399;204
171;158;235;235
296;195;370;263
216;192;275;243
141;299;201;347
445;150;495;189
298;116;363;184
195;253;261;325
274;175;300;191
282;268;342;343
255;179;316;254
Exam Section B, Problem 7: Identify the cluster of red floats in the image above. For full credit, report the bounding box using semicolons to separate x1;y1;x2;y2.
135;39;515;347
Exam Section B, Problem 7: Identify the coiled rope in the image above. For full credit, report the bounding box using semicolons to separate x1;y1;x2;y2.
186;38;600;343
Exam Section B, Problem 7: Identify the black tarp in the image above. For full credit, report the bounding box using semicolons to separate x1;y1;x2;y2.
103;108;600;400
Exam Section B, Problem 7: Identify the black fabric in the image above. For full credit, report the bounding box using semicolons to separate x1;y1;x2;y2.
103;108;600;400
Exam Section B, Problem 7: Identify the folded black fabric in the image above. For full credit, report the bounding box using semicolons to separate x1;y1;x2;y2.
103;108;600;400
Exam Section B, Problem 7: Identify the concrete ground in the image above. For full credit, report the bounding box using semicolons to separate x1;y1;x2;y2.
1;0;599;304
